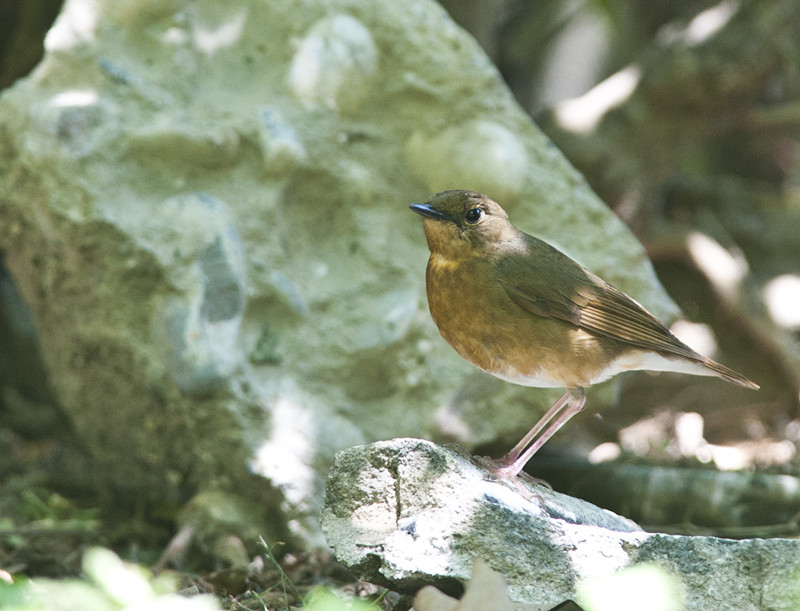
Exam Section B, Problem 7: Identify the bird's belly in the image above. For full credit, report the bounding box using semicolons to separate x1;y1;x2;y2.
481;363;566;388
428;296;591;388
443;328;594;389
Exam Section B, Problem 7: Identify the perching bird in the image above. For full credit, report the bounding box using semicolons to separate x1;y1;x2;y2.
410;190;758;479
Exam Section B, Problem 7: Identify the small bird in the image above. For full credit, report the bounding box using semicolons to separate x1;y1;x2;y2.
410;190;758;479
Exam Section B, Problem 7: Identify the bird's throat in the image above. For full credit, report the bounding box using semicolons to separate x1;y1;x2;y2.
428;252;463;272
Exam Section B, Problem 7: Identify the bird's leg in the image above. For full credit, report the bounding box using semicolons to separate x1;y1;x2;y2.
492;388;586;479
496;389;572;465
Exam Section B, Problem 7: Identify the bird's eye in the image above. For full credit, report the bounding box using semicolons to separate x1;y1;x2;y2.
465;208;483;224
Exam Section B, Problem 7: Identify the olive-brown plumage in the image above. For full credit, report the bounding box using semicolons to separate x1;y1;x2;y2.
410;190;758;478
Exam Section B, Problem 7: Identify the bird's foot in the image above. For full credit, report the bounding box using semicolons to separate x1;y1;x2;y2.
472;455;552;500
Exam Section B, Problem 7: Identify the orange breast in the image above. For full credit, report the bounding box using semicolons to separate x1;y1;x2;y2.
425;255;627;389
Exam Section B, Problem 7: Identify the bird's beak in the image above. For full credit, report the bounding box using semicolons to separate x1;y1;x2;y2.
409;203;452;222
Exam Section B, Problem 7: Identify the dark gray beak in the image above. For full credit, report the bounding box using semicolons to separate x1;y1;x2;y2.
409;203;451;221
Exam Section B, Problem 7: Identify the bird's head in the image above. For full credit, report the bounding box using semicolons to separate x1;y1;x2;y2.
409;190;516;258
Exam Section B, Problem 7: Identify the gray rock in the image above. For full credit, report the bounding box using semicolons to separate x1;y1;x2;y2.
322;438;800;610
0;0;678;545
148;193;246;396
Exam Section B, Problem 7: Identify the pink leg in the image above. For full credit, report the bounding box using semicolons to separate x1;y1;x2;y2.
496;390;572;465
493;388;586;479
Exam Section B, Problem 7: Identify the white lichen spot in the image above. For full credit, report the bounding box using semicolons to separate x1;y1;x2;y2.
406;121;528;202
288;14;378;114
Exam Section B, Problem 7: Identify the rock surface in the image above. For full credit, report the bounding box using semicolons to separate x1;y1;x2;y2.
322;438;800;610
0;0;677;544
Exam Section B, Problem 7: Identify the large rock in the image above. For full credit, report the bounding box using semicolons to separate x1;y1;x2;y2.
0;0;676;544
322;439;800;610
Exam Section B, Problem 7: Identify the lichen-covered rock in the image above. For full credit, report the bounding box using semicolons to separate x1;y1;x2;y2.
0;0;677;545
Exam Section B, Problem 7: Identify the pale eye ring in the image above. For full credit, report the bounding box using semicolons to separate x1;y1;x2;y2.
465;208;483;224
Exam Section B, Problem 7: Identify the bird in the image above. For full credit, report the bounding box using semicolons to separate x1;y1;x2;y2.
409;190;758;480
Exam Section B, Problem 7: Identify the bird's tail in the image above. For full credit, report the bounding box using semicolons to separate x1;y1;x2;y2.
700;356;759;390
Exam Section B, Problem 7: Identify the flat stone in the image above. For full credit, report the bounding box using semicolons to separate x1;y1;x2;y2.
322;438;800;610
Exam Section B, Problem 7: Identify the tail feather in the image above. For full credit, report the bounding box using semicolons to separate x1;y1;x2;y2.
699;356;759;390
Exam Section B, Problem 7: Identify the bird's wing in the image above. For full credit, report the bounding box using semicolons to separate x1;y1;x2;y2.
496;240;701;361
496;238;758;389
